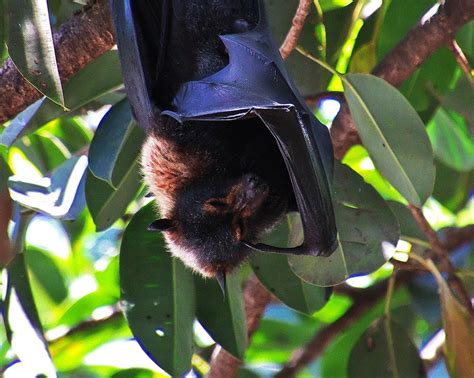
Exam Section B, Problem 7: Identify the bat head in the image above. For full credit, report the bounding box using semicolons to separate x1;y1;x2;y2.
149;173;286;277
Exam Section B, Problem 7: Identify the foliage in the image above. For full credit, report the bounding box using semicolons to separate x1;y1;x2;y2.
0;0;473;377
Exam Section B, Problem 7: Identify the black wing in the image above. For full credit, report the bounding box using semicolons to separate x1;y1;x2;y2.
113;0;338;257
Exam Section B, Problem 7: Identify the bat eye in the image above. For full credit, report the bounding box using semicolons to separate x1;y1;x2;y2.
205;199;229;211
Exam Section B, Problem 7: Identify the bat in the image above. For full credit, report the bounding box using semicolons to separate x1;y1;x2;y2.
112;0;338;288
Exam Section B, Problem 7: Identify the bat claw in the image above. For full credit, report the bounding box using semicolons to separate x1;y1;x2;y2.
216;271;226;300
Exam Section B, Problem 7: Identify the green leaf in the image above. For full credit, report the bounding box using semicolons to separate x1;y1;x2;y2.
58;291;118;328
43;116;92;154
26;246;68;304
250;216;327;314
377;0;434;59
348;319;423;377
426;260;474;377
9;156;87;219
0;98;47;148
3;212;56;376
195;271;246;358
456;20;474;61
432;160;474;213
7;0;64;105
319;0;353;11
50;315;130;371
120;202;195;376
0;0;7;61
0;50;122;147
85;160;142;231
399;49;457;114
427;108;474;172
288;163;399;286
89;99;145;188
343;73;434;206
387;201;427;244
0;154;12;192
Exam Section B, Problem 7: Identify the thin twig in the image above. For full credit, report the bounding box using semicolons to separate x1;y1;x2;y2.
279;0;313;60
0;191;13;267
408;205;473;313
448;40;474;85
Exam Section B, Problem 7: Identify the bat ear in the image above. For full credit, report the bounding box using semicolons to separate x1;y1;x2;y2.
148;219;176;232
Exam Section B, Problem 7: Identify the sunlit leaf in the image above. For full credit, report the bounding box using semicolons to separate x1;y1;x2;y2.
348;319;424;377
288;163;399;286
427;108;474;172
120;203;195;376
319;0;353;11
0;98;47;148
343;73;434;206
195;271;246;358
9;156;87;219
85;160;142;231
3;213;56;376
7;0;64;105
26;246;68;304
89;99;145;188
251;216;327;314
50;314;130;371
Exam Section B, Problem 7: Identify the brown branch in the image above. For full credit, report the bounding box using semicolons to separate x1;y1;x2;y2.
279;0;313;60
0;0;115;124
206;276;272;378
448;40;474;85
331;0;474;158
408;205;473;312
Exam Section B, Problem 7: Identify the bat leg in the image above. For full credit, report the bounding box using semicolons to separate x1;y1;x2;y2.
244;242;309;256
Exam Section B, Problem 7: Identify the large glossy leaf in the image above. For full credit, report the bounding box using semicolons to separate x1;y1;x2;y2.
427;108;474;172
0;51;122;147
2;212;56;377
89;99;145;188
195;271;246;359
120;202;195;376
9;156;87;219
343;73;434;206
250;216;327;314
426;260;474;377
85;160;142;231
0;0;6;60
348;319;423;377
288;163;399;286
7;0;64;105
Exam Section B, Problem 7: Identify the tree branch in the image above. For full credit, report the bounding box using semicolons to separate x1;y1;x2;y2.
0;0;114;123
279;0;313;60
331;0;474;158
408;205;473;312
